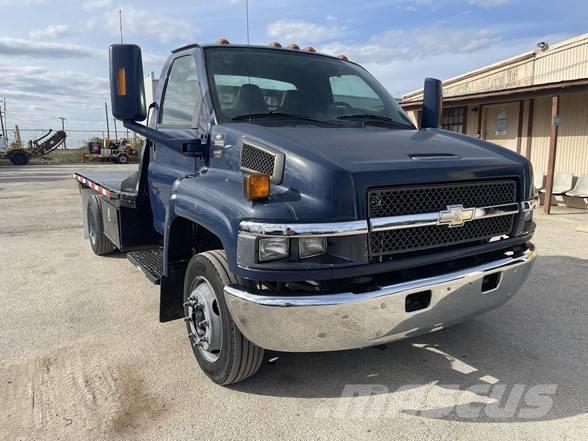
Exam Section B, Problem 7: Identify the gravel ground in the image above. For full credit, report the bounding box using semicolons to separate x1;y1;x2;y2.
0;164;586;441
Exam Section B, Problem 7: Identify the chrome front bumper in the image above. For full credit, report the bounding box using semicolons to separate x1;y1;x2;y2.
224;249;536;352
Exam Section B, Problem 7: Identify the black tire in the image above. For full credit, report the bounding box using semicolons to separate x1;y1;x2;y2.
10;152;29;166
86;195;116;256
117;154;129;164
184;250;264;385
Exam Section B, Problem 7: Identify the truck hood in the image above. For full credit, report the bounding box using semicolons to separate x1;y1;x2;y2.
224;124;531;218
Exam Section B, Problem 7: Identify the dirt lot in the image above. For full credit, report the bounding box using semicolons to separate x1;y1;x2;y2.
0;164;586;441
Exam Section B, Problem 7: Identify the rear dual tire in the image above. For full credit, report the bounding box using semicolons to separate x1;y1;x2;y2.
184;250;264;385
86;195;116;256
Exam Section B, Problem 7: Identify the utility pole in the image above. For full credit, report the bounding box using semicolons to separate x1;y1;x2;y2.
113;118;118;140
104;102;110;140
58;117;66;149
2;97;7;141
0;99;6;141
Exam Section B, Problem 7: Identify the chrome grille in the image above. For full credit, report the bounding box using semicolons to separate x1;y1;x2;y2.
368;180;516;218
368;180;517;256
370;216;515;255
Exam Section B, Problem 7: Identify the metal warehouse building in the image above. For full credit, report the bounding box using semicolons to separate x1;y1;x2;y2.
401;33;588;213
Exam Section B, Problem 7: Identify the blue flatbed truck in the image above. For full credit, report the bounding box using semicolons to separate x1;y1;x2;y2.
74;41;537;385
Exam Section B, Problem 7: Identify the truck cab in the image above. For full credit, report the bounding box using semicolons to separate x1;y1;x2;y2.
74;41;537;385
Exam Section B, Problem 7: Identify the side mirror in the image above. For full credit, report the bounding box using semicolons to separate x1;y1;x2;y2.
109;44;146;121
420;77;442;129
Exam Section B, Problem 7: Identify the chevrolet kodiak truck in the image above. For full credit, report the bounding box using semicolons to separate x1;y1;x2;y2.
74;41;537;385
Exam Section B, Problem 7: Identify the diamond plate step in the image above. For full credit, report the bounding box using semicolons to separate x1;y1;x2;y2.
127;248;163;284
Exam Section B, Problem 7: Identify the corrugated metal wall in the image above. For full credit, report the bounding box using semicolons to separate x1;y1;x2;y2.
403;33;588;103
535;35;588;85
529;94;588;178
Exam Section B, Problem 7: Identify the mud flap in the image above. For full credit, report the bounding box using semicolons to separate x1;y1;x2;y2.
159;261;188;322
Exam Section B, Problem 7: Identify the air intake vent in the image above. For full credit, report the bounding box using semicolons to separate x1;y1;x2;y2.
240;138;285;184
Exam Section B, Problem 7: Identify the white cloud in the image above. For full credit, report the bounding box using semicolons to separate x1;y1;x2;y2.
82;0;112;10
376;27;502;57
267;19;348;44
468;0;510;7
0;0;45;5
319;26;502;65
104;6;195;43
0;38;99;58
397;0;434;12
0;62;109;140
29;24;72;39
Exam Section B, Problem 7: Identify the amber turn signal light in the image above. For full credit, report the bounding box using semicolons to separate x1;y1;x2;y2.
244;174;270;201
117;67;127;96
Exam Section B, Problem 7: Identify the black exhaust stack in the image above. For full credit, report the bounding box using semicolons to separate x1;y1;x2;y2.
420;78;443;129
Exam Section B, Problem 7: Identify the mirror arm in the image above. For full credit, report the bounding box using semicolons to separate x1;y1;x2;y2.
122;120;207;158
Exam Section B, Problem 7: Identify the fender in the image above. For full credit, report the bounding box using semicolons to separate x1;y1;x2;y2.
159;168;296;322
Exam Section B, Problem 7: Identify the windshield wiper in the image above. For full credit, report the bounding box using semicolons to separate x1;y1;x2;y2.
336;114;412;129
232;112;340;126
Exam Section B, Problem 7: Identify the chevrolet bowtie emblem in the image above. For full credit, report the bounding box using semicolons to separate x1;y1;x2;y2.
438;205;475;227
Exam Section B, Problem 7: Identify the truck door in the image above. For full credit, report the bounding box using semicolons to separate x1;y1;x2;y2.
149;54;204;234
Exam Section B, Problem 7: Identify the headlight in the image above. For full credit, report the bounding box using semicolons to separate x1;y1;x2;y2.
259;237;289;261
299;237;327;259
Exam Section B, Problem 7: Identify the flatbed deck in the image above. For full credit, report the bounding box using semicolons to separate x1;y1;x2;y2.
74;170;137;196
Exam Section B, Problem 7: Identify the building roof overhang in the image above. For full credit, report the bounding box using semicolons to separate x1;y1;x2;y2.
401;78;588;110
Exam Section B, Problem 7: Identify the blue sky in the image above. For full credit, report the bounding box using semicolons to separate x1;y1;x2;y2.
1;0;586;146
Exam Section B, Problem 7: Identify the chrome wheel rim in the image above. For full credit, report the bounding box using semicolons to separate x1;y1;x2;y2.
185;277;222;362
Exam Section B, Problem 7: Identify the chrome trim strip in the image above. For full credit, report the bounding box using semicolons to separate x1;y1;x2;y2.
370;202;520;232
239;220;369;237
521;195;539;212
224;249;536;352
239;201;532;238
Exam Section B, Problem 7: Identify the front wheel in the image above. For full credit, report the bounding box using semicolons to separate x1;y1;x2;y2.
183;250;264;385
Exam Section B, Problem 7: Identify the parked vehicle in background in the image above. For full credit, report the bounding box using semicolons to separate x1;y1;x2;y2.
0;129;66;165
85;138;139;164
73;40;537;385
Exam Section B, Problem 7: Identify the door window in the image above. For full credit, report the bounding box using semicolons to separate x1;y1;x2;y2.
159;56;202;127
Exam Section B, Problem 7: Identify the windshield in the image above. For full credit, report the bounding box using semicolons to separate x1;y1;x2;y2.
204;47;414;129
